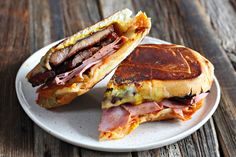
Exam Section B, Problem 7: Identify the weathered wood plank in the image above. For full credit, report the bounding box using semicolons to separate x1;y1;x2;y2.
60;0;131;156
131;0;222;156
178;119;220;157
133;144;181;157
199;0;236;69
4;0;234;156
134;119;219;157
61;0;101;37
29;0;52;53
98;0;220;156
132;1;236;156
80;148;132;157
174;1;236;156
60;0;132;156
61;1;133;156
0;1;34;157
29;0;131;156
29;0;81;157
29;1;60;157
99;0;134;17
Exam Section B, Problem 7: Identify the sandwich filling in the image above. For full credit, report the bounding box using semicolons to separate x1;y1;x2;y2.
99;92;208;140
28;25;127;87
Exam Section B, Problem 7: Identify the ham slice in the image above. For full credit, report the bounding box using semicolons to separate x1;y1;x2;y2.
54;36;127;85
98;106;130;132
99;92;209;132
123;102;163;116
159;92;208;109
159;92;208;118
54;60;100;85
191;92;209;104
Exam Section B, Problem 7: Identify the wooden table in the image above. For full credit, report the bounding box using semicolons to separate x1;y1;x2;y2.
1;0;236;156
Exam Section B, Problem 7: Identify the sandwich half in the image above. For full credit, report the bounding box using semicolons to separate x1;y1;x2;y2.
26;9;151;108
99;44;214;140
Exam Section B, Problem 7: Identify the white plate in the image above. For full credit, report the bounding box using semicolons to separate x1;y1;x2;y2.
15;36;221;152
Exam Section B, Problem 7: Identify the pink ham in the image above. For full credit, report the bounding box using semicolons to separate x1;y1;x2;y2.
123;102;163;116
99;106;130;132
99;92;209;132
54;36;127;85
159;92;209;118
158;100;187;118
54;60;100;85
191;92;209;104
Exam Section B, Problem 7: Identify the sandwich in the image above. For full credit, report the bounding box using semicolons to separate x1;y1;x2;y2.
99;44;214;140
26;9;151;108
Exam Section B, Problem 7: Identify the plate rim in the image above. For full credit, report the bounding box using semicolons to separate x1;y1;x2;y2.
15;36;221;152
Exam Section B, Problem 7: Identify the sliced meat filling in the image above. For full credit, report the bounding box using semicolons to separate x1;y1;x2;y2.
54;36;127;85
99;92;209;132
28;25;125;87
49;25;116;66
99;106;130;132
68;47;100;69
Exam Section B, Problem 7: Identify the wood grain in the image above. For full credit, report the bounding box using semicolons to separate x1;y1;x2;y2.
29;0;79;157
29;0;52;52
200;0;236;69
132;0;222;156
1;0;236;156
174;1;236;156
60;0;132;156
80;149;132;157
99;0;134;17
0;1;33;157
61;0;101;37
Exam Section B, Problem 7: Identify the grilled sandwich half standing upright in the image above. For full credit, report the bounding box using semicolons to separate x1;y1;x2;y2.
26;9;151;108
99;44;214;140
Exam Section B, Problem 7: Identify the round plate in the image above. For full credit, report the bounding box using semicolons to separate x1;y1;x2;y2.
15;36;221;152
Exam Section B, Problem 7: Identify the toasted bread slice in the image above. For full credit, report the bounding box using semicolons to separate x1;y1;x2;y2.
99;44;214;140
102;44;214;109
26;9;151;108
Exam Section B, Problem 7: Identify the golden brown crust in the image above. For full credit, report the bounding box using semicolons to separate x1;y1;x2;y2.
102;44;214;109
113;44;202;82
33;9;151;108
